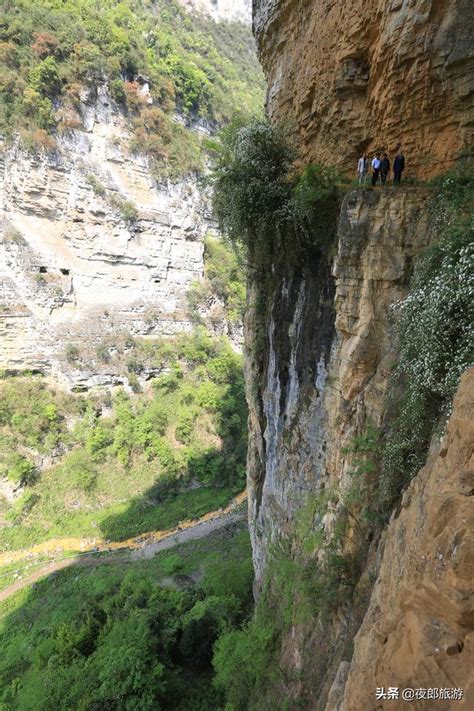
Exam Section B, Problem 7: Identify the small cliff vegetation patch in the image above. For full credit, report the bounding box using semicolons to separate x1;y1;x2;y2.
380;160;474;514
0;0;264;176
212;118;340;262
187;234;246;326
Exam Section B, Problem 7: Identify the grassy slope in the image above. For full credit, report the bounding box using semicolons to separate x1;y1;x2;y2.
0;331;247;551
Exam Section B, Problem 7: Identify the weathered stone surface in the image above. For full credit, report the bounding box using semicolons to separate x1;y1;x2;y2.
247;188;432;585
0;88;237;388
323;188;432;495
245;188;442;708
246;1;473;706
337;367;474;711
246;250;335;581
253;0;474;178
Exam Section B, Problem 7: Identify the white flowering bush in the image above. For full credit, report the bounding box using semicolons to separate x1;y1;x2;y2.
380;161;474;515
212;118;295;257
396;229;473;397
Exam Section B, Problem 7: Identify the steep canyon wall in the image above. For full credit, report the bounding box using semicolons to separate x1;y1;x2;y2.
0;0;255;390
0;87;232;390
247;0;474;707
247;187;432;585
253;0;474;177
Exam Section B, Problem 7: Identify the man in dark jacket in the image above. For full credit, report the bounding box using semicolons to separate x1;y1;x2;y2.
380;153;390;184
393;152;405;185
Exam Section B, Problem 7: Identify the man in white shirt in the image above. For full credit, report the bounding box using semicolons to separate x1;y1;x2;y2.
357;154;368;185
371;154;381;186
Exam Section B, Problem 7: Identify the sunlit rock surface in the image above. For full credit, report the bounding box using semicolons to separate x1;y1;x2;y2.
254;0;474;177
338;367;474;711
0;87;226;388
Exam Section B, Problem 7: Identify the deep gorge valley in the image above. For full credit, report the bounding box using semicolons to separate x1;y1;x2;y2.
0;1;473;709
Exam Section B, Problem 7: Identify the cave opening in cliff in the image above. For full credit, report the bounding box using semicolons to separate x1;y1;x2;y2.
38;266;47;273
60;268;70;276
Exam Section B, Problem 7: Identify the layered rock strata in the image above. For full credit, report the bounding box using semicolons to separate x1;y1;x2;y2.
253;0;474;177
0;87;226;389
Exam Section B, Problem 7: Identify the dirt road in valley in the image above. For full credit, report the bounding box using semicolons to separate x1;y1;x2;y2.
0;496;247;604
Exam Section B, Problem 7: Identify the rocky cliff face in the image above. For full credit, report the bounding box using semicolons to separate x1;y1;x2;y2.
245;170;473;710
246;1;473;706
0;87;233;389
253;0;474;177
247;187;432;583
336;367;474;711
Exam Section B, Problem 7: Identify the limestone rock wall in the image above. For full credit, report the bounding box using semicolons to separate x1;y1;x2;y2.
337;367;474;711
323;188;432;506
247;188;432;585
244;181;473;711
245;240;335;580
0;87;231;389
253;0;474;177
246;0;474;706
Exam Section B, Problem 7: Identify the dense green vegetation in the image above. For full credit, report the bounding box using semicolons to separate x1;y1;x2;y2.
187;234;246;326
0;7;264;709
0;332;247;550
0;0;264;176
212;118;340;263
0;527;253;711
212;491;369;710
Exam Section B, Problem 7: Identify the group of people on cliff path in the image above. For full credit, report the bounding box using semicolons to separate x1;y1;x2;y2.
357;150;405;186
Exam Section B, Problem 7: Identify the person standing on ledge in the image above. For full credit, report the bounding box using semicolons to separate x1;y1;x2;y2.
380;153;390;184
357;153;369;185
393;151;405;185
371;153;381;186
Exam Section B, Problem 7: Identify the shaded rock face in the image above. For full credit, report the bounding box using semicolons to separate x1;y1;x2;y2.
253;0;474;177
246;248;335;580
338;367;474;711
0;87;229;389
247;188;432;585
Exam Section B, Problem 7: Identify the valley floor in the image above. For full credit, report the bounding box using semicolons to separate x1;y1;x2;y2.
0;496;246;602
0;516;253;710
